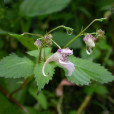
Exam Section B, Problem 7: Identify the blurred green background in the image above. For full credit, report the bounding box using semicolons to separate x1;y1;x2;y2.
0;0;114;114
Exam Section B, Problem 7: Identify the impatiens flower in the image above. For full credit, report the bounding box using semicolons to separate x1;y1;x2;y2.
84;34;95;55
34;40;41;48
42;48;75;76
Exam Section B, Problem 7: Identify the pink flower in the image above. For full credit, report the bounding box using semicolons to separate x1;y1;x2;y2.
34;40;41;48
84;34;95;55
42;48;75;76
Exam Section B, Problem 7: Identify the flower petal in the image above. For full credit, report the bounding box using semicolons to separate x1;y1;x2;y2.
86;47;93;55
60;61;75;76
42;48;75;77
42;52;61;76
59;59;70;64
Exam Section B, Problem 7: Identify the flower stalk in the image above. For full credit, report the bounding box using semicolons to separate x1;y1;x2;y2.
46;25;73;35
64;18;107;48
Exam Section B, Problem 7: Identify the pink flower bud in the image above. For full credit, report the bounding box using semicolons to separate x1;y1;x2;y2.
84;34;95;55
96;29;105;39
42;48;75;76
34;40;41;48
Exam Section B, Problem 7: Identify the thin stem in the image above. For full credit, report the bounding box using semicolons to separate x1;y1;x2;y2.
38;47;42;63
107;96;114;104
64;19;104;48
51;39;61;49
57;95;63;114
47;25;65;34
23;32;43;37
64;33;81;48
43;47;46;62
77;94;92;114
81;19;98;33
9;75;34;97
0;85;28;113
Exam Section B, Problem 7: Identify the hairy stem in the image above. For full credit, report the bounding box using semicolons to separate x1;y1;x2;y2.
0;85;28;113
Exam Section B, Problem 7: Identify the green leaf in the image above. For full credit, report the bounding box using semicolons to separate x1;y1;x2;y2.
27;47;52;58
34;63;55;91
67;56;114;85
0;93;23;114
53;32;83;49
29;86;48;109
84;84;108;96
28;47;55;90
20;0;71;17
0;53;34;78
9;34;36;50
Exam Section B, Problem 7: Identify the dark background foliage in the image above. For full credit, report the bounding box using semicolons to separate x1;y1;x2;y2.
0;0;114;114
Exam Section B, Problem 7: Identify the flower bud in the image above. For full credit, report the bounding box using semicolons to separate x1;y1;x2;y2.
96;29;105;39
84;34;95;55
44;34;52;46
34;40;41;48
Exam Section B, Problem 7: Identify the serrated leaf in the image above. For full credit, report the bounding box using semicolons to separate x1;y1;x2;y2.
10;34;36;50
53;32;83;49
20;0;71;17
67;56;114;85
29;86;48;109
27;47;52;58
34;63;55;91
0;53;34;78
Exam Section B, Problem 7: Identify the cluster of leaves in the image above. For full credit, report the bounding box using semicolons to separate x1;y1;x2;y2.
0;41;114;91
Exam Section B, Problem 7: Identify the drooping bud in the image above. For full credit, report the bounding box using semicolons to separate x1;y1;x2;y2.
34;40;41;48
96;29;105;39
84;34;95;55
42;48;75;77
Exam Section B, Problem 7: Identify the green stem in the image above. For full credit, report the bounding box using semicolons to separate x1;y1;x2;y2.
64;19;105;48
57;95;63;114
0;85;28;113
9;75;34;97
81;19;98;33
46;25;65;34
38;47;42;63
77;94;92;114
64;34;81;48
51;39;61;49
23;32;43;38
